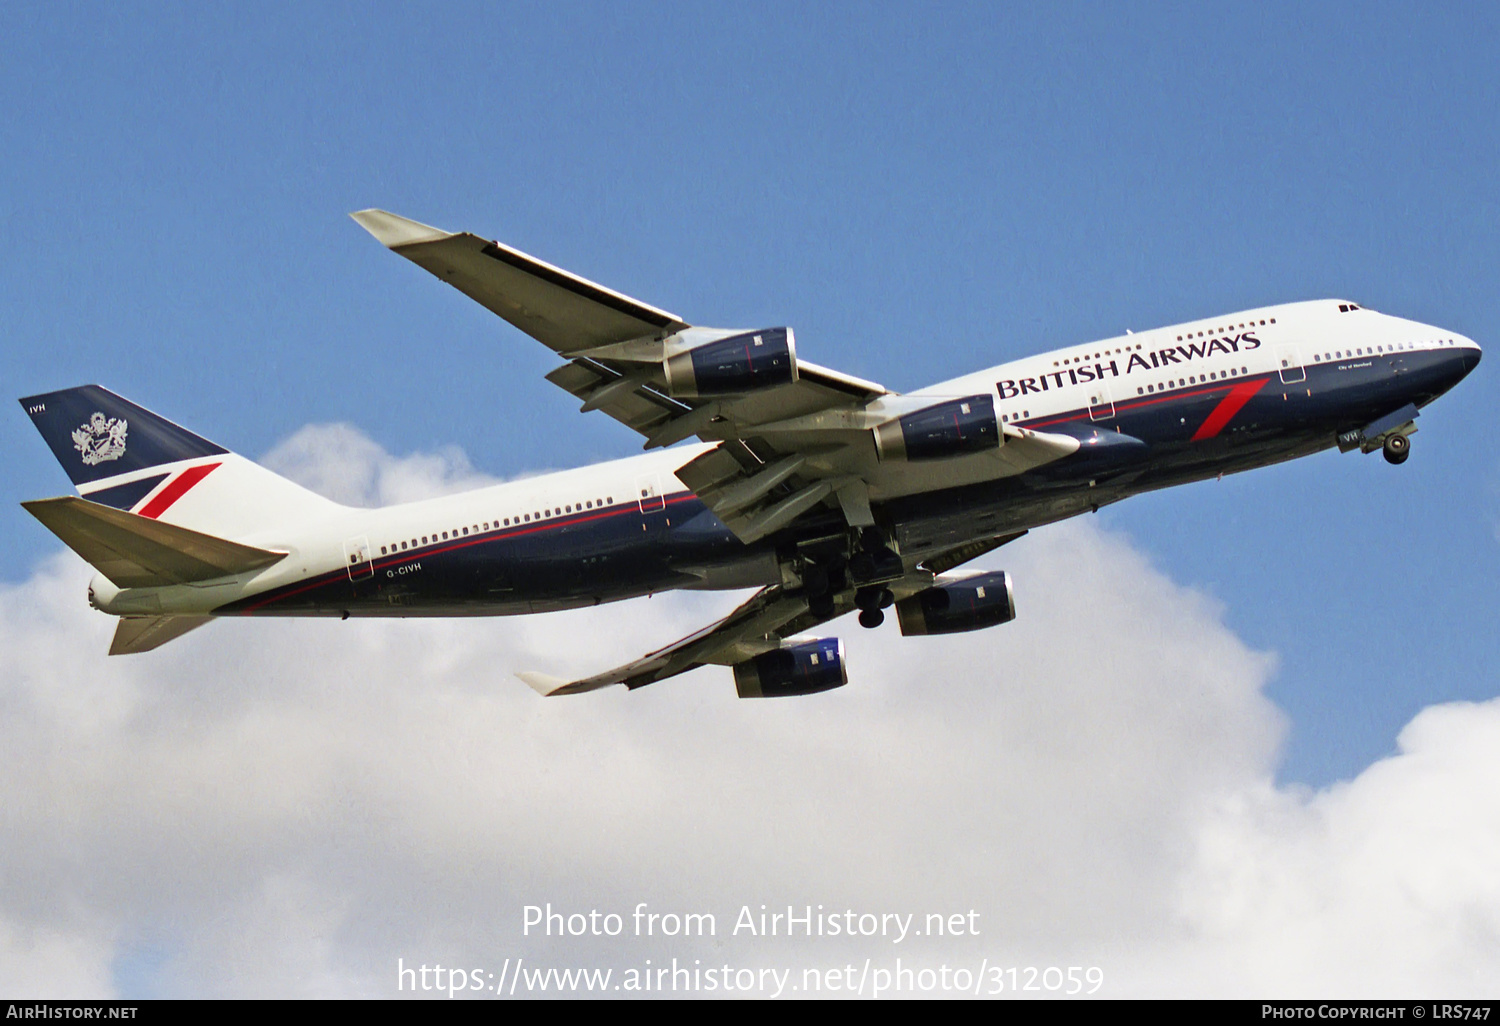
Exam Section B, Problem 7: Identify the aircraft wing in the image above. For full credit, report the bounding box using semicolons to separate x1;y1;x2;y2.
355;210;1079;544
349;209;689;352
517;577;877;696
351;208;886;433
515;531;1027;696
517;584;818;695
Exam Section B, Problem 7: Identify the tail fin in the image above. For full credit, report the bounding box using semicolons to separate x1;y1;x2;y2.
20;385;341;538
21;496;285;588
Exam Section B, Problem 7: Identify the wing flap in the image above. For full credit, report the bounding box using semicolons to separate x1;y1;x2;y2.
22;496;285;588
544;361;688;436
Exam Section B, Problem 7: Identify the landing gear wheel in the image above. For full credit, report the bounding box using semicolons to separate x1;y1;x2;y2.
809;593;836;619
859;607;885;629
878;587;894;609
1383;433;1410;465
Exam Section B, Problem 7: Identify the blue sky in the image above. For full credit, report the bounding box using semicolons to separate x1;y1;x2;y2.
3;0;1497;791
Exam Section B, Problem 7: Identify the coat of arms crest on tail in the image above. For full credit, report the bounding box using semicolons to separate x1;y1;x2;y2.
72;412;128;466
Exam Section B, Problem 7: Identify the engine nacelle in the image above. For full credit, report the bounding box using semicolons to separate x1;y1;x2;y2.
733;637;847;698
895;571;1016;636
873;395;1000;461
664;327;797;398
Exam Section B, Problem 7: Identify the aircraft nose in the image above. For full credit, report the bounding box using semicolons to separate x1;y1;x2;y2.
1461;341;1482;375
1439;337;1481;394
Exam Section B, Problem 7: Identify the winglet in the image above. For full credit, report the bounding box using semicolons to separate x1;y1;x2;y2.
516;671;572;697
349;209;453;249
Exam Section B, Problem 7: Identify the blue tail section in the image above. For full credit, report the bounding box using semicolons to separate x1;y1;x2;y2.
78;473;171;511
19;385;229;487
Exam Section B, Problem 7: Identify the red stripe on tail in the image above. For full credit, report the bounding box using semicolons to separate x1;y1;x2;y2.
137;462;221;519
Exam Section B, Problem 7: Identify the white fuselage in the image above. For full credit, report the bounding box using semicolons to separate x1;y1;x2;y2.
87;299;1480;619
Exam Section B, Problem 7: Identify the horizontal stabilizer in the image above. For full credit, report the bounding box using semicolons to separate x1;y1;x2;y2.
22;496;285;588
110;614;212;655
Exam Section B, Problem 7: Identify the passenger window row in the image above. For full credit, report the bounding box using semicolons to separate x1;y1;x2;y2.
1135;367;1249;396
1055;342;1143;368
1309;340;1452;362
378;496;617;556
1175;318;1274;343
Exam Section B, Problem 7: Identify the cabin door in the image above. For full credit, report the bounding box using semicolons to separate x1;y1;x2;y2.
636;474;667;536
1088;383;1116;421
343;536;374;581
1276;345;1306;384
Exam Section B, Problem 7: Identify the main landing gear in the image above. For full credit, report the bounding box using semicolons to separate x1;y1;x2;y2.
855;586;895;629
852;527;898;629
1383;433;1410;465
799;527;902;627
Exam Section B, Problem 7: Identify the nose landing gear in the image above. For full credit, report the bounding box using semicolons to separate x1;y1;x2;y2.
1383;433;1410;465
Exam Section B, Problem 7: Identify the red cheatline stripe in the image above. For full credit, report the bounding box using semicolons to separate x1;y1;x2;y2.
1191;378;1268;441
138;462;221;519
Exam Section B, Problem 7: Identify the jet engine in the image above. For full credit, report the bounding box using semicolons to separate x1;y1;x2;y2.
733;637;847;698
873;395;1000;461
664;327;798;398
895;571;1016;636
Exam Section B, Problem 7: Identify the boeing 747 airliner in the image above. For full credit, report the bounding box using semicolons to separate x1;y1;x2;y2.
19;211;1481;696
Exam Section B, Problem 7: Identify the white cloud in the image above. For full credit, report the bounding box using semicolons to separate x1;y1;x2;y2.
1136;698;1500;996
261;424;502;506
1;426;1496;998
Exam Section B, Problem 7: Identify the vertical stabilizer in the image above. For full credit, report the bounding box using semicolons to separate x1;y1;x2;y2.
20;385;343;539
